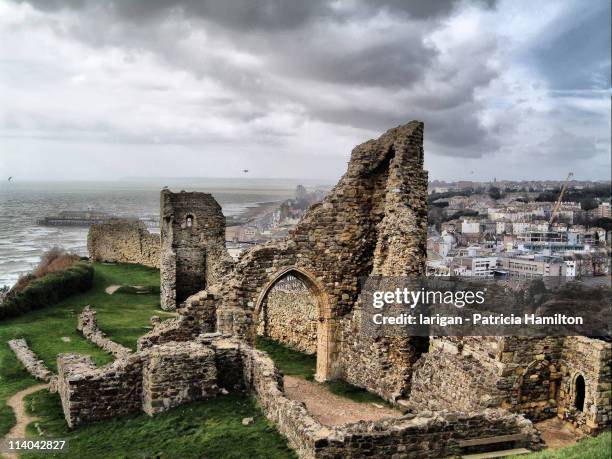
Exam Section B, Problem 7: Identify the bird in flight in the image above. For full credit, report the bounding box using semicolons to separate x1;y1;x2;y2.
243;169;249;174
7;176;12;181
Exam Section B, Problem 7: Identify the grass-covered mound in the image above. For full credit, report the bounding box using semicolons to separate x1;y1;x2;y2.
22;390;295;459
0;263;295;459
0;259;94;320
0;263;161;436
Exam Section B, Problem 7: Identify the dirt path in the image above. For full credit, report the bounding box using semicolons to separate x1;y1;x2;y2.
535;417;583;450
283;376;401;426
2;384;49;459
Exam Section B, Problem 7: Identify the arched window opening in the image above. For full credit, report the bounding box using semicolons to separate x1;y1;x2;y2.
186;214;194;228
575;374;585;412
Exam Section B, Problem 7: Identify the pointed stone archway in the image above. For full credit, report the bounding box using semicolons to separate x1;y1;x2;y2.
253;267;338;382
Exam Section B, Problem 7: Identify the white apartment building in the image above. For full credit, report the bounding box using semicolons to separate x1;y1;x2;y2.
461;219;480;234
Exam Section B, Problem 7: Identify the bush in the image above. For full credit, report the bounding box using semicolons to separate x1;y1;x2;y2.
11;248;81;294
0;261;94;320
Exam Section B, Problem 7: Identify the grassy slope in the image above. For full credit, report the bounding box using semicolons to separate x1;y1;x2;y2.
255;336;390;405
0;263;161;436
23;390;295;459
0;263;294;458
523;432;611;459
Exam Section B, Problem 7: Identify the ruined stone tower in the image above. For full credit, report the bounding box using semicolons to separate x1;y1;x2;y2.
160;189;230;310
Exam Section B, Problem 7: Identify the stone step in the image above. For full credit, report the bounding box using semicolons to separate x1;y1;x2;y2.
461;448;531;459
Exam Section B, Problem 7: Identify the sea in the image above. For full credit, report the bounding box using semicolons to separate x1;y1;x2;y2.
0;178;328;288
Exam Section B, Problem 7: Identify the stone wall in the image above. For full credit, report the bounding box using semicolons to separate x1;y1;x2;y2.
216;121;429;392
142;341;218;415
160;190;233;310
8;338;57;390
557;336;611;433
56;336;540;456
408;336;611;431
87;219;159;268
57;340;220;427
57;353;145;428
408;349;503;412
138;290;218;350
256;276;318;354
77;306;132;358
240;342;540;459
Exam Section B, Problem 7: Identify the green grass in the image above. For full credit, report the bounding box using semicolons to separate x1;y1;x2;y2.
1;263;295;459
255;336;390;406
523;431;611;458
255;336;316;380
22;390;295;459
0;263;162;436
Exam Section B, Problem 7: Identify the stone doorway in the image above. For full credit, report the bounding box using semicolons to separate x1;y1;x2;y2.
254;268;337;382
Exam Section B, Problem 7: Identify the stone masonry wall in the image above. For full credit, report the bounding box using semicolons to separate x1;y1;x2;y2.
239;341;541;459
160;190;233;310
408;349;504;412
87;219;159;268
77;306;132;359
56;337;540;457
216;121;429;392
8;338;57;389
557;336;611;433
138;290;218;350
57;353;145;428
142;341;218;415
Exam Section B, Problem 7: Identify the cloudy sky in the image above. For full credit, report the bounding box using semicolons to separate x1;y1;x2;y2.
0;0;610;182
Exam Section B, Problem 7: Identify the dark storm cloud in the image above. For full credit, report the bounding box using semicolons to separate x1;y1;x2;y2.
3;0;609;180
19;0;482;29
529;0;611;91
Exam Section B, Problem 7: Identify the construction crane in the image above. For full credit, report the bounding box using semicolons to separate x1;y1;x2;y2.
549;172;574;225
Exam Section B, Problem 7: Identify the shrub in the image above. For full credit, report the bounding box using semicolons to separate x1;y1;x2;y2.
11;248;81;294
0;261;94;321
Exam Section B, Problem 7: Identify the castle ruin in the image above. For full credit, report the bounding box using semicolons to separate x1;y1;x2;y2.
65;121;610;457
160;190;232;310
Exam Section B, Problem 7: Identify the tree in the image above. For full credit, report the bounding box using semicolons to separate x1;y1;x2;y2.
489;186;502;200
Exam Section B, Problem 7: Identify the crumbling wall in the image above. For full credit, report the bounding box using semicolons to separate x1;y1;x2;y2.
138;290;218;350
216;121;428;394
160;190;233;310
408;349;504;412
557;336;611;433
142;342;218;415
56;336;540;457
239;342;540;459
77;306;132;358
8;338;57;389
87;219;160;268
57;353;145;427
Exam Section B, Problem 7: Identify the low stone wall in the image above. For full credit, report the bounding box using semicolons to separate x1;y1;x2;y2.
8;338;57;390
240;342;540;458
77;306;132;358
57;353;145;427
57;340;221;427
87;219;160;268
138;291;218;350
143;342;218;415
56;338;540;457
408;349;504;412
